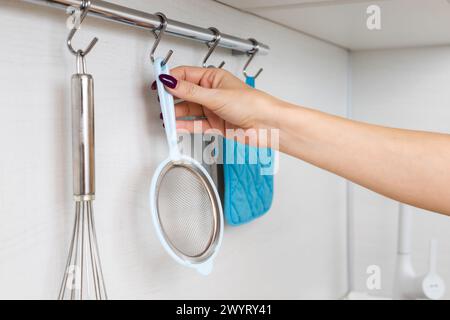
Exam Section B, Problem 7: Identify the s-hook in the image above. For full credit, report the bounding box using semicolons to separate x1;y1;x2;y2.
243;38;263;79
67;0;98;57
150;12;174;66
202;27;226;69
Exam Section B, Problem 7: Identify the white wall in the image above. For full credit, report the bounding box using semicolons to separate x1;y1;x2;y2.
0;0;349;299
351;46;450;299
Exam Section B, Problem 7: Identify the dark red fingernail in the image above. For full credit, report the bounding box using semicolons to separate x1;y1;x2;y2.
160;113;163;120
151;81;157;90
162;123;165;128
159;74;177;89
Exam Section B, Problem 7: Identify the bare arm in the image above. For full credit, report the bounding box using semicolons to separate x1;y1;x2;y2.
156;66;450;216
271;103;450;215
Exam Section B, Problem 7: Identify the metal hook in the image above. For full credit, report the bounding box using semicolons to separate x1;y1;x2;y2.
67;0;98;57
150;12;174;66
76;50;87;74
202;27;225;69
243;38;263;79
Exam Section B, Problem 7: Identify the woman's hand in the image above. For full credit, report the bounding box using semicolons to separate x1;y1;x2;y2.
155;66;281;146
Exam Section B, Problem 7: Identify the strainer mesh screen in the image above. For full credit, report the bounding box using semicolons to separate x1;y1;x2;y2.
157;166;215;257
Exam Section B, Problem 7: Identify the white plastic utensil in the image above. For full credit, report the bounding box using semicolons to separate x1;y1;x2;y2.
150;58;224;275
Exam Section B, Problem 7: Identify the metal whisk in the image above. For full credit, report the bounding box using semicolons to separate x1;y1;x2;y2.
58;200;107;300
58;1;107;300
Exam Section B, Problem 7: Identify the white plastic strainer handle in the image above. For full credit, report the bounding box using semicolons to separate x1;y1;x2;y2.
154;58;180;160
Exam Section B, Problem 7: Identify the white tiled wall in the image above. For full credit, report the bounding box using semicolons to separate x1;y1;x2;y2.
0;0;349;299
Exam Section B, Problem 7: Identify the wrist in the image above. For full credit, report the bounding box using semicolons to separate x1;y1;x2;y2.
255;96;289;130
253;97;295;149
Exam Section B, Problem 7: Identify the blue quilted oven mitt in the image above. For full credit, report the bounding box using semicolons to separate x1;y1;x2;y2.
222;76;274;226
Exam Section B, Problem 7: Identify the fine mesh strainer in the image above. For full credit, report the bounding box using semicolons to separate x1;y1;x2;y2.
150;58;223;275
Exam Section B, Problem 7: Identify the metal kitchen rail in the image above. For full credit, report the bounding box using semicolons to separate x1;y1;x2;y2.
22;0;270;55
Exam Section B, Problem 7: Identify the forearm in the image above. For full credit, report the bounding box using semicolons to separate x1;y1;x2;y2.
264;101;450;215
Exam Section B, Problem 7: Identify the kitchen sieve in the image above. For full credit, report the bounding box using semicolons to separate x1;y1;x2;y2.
150;58;224;275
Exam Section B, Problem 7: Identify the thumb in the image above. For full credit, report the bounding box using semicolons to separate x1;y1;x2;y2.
158;74;222;110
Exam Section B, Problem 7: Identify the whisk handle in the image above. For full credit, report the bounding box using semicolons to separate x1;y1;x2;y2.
71;71;95;201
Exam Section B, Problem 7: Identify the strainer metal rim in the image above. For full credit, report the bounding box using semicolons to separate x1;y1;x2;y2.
150;155;224;267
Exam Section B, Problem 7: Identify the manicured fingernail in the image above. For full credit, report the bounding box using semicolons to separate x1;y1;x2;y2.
159;74;177;89
162;123;165;128
151;81;157;90
160;113;163;120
